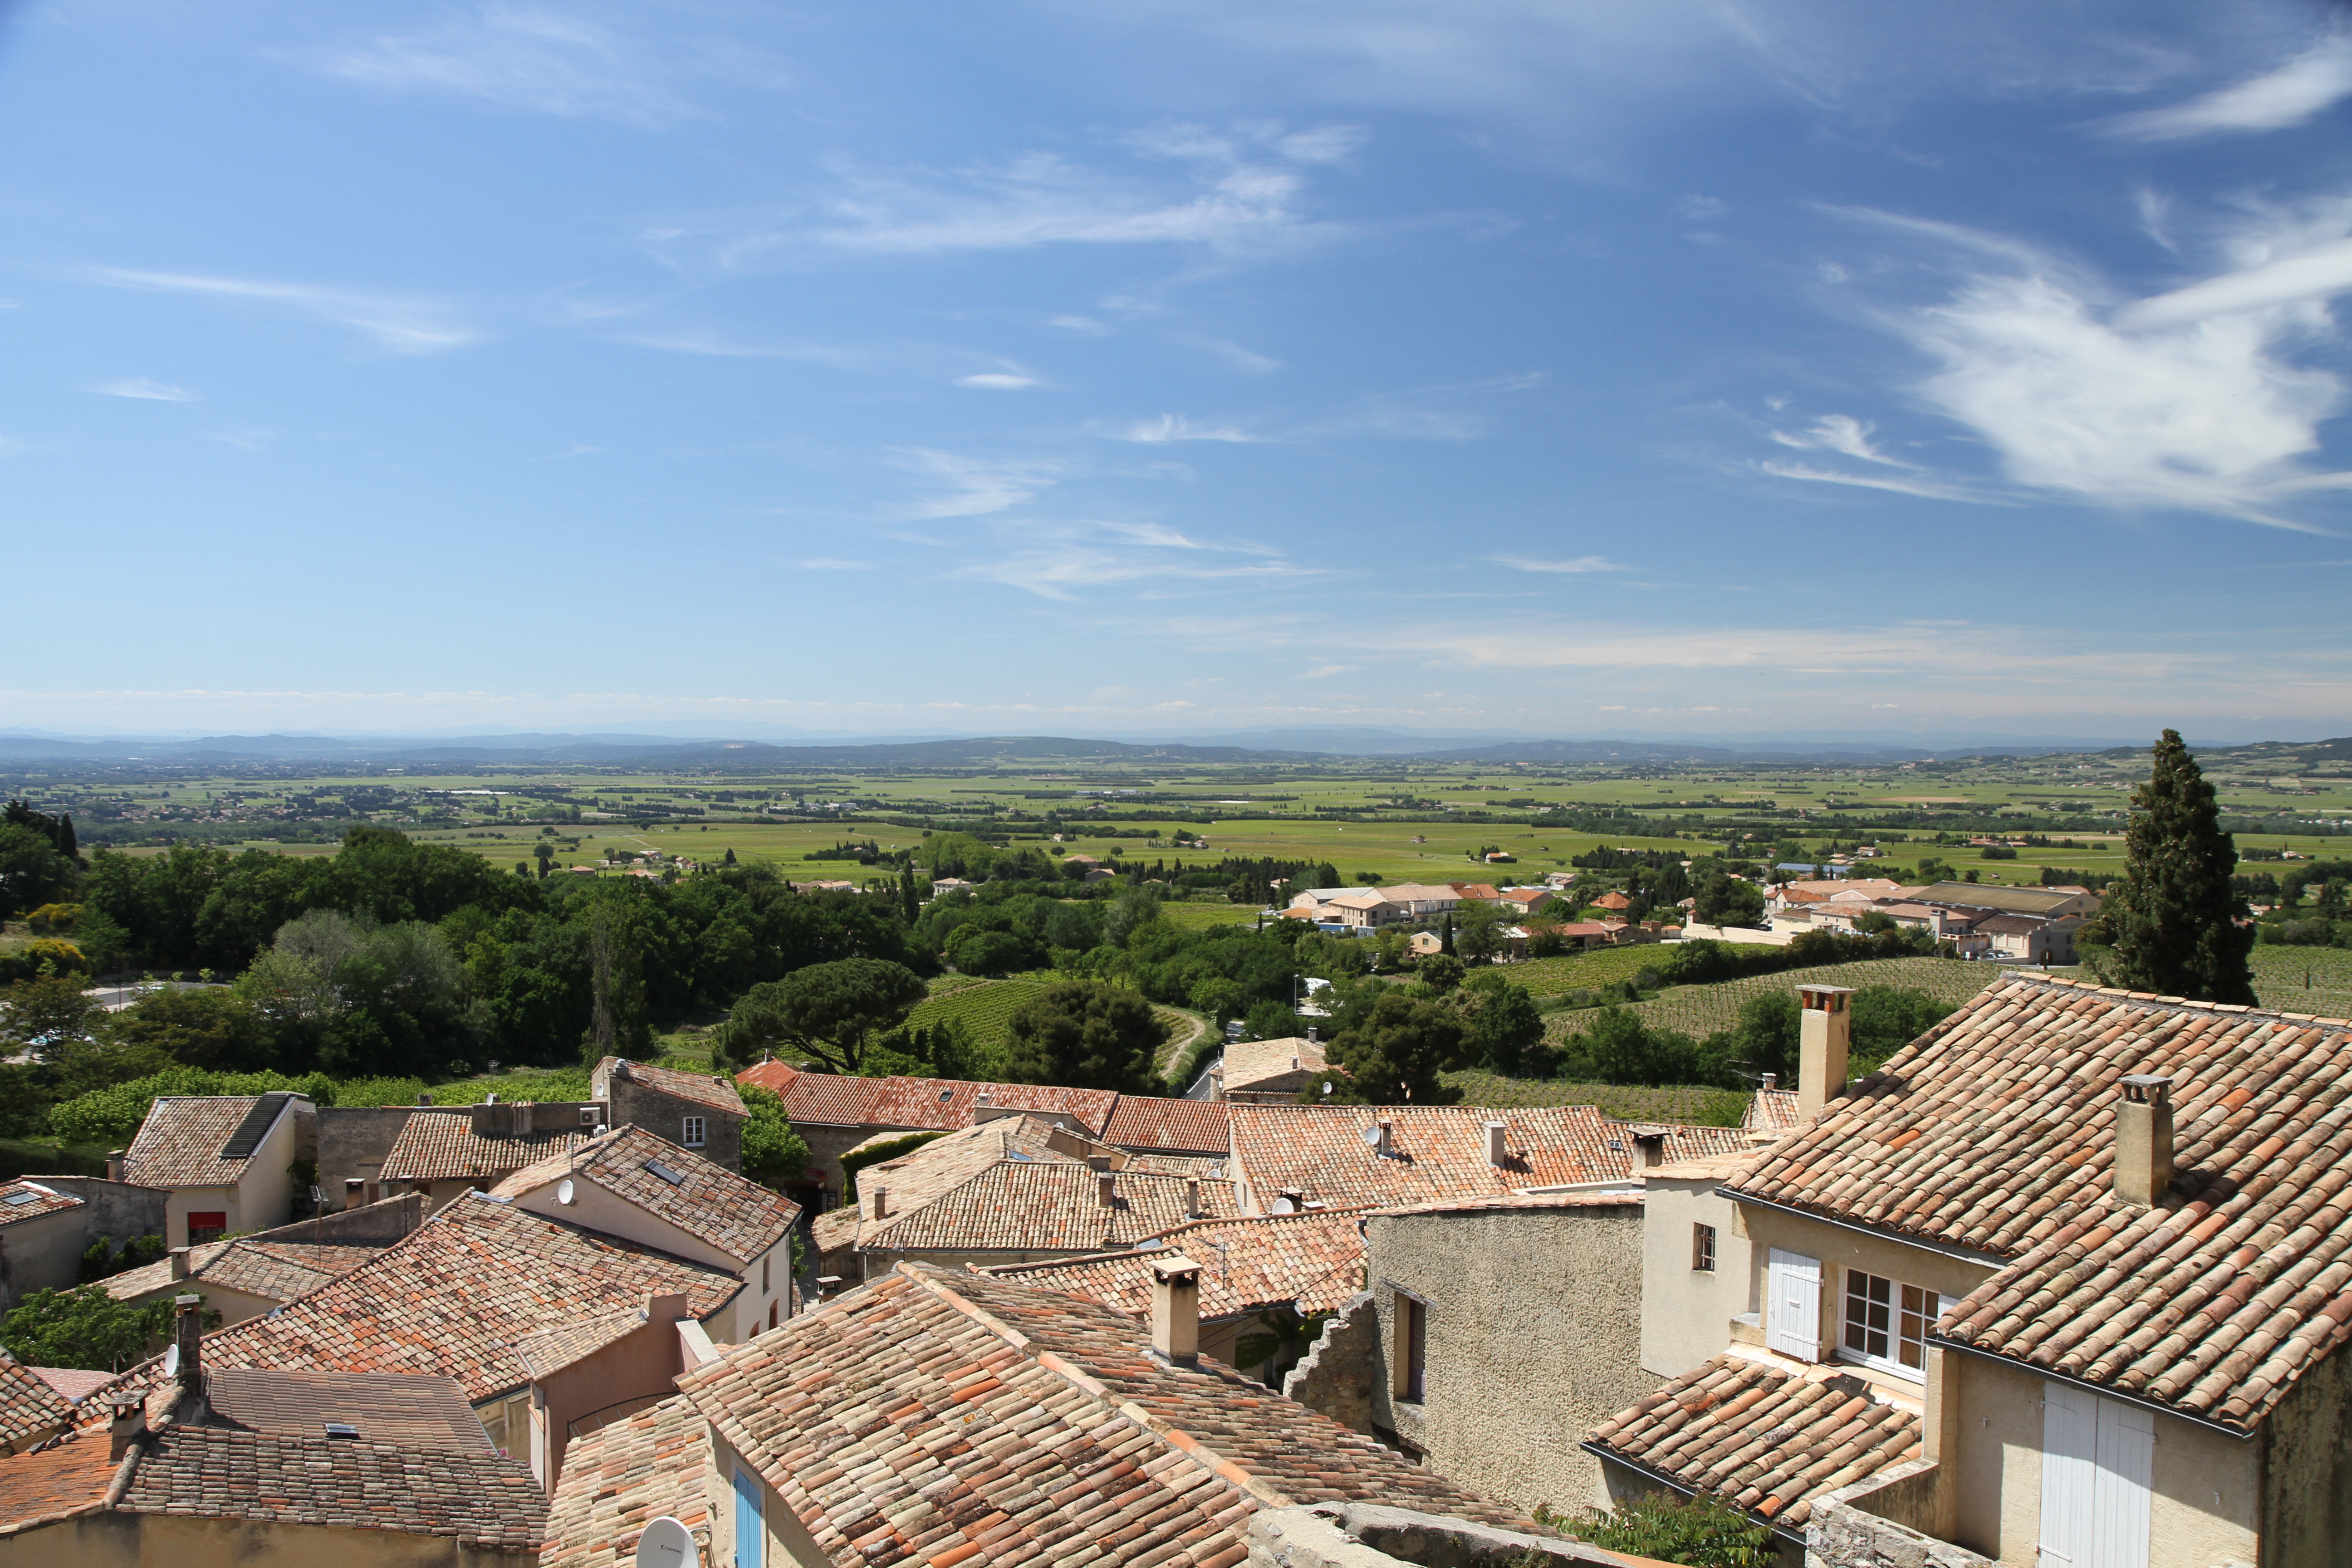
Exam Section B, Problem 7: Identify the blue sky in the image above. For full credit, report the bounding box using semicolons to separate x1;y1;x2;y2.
5;0;2352;742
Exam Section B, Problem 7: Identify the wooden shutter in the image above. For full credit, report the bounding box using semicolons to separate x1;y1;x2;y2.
2038;1381;2097;1568
735;1465;764;1568
2092;1398;2153;1568
1765;1249;1820;1360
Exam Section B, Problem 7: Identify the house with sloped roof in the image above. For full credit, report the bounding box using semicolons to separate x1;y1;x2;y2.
979;1207;1367;1382
102;1191;422;1327
0;1323;544;1563
539;1262;1635;1568
811;1117;1239;1280
490;1123;800;1341
0;1357;75;1456
117;1092;315;1249
1592;973;2352;1566
1183;1034;1332;1102
591;1056;748;1172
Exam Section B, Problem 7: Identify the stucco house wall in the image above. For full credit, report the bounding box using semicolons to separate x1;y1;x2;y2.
1363;1203;1649;1514
1944;1350;2259;1568
1638;1175;1753;1379
317;1106;424;1204
33;1176;170;1248
605;1078;744;1173
0;1201;93;1311
1736;1205;1996;1363
505;1178;788;1343
2259;1338;2352;1566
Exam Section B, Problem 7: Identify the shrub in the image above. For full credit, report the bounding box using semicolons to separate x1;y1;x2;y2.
1536;1494;1772;1567
49;1067;337;1147
838;1130;949;1203
0;940;89;985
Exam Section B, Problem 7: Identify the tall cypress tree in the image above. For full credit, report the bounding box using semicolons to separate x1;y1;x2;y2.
2103;730;2256;1004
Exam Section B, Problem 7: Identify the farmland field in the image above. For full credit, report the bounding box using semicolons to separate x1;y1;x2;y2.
1545;955;2005;1041
2250;945;2352;1019
902;975;1050;1046
1508;946;1676;996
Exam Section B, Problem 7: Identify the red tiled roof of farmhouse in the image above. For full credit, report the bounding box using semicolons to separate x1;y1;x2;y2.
377;1108;598;1185
980;1209;1368;1323
1102;1094;1232;1154
121;1093;306;1188
0;1357;74;1450
538;1387;711;1568
1227;1104;1744;1211
139;1193;739;1404
1725;972;2352;1432
674;1264;1529;1565
0;1180;82;1229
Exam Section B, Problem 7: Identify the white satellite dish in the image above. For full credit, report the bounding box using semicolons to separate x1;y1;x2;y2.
635;1515;696;1568
556;1178;576;1205
1359;1123;1382;1146
162;1345;179;1377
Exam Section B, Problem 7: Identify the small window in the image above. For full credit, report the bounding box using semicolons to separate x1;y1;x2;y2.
762;1254;772;1294
1401;1295;1427;1403
682;1116;706;1149
1692;1223;1716;1273
186;1212;228;1244
1843;1269;1938;1375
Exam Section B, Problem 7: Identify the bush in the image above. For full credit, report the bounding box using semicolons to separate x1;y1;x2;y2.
738;1082;812;1192
0;1285;185;1372
838;1129;948;1203
1537;1493;1772;1567
0;939;90;985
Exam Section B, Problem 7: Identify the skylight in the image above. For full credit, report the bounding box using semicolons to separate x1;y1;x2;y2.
2;1191;38;1206
645;1161;685;1186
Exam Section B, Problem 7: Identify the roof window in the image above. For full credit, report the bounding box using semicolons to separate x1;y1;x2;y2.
646;1160;686;1186
3;1190;39;1206
323;1422;359;1439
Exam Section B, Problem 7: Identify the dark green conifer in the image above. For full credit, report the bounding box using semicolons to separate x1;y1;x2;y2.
2103;729;2256;1004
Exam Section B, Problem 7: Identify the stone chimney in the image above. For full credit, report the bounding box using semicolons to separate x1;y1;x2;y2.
1633;1130;1666;1170
168;1247;190;1281
1796;986;1855;1118
2115;1075;2176;1208
416;1092;433;1106
344;1178;366;1211
641;1290;690;1325
1149;1254;1203;1367
1185;1178;1202;1218
105;1149;127;1182
1373;1120;1393;1158
1097;1171;1117;1208
108;1394;147;1460
869;1186;888;1220
1760;1072;1778;1093
172;1293;204;1414
1484;1121;1508;1168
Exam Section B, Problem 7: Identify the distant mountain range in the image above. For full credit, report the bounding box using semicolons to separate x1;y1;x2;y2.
2;727;2345;770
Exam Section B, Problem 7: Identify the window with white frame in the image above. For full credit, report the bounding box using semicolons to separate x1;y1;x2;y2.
1692;1223;1716;1272
1842;1269;1937;1376
682;1115;706;1148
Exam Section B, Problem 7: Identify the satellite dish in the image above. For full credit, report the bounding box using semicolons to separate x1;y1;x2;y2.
162;1345;180;1377
556;1178;576;1205
635;1515;697;1568
1359;1123;1382;1146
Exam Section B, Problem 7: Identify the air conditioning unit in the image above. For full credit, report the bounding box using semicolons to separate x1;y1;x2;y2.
579;1107;598;1126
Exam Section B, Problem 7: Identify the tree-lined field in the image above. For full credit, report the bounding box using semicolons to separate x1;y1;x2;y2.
1545;955;2004;1042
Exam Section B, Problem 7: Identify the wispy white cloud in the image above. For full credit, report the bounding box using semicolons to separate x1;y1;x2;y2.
1768;414;1903;466
1490;555;1634;574
1114;414;1264;443
93;377;198;402
1302;663;1359;679
88;268;476;354
1185;336;1283;375
2102;30;2352;142
616;332;864;370
955;372;1040;390
1757;461;1994;505
896;450;1065;519
298;5;708;127
207;429;279;453
1821;208;2352;526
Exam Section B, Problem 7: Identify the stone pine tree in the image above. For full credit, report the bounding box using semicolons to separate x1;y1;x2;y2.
2102;729;2256;1004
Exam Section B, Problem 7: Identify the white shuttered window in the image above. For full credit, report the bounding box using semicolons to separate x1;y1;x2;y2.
2038;1380;2152;1568
1765;1249;1821;1360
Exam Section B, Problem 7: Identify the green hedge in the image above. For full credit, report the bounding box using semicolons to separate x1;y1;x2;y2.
838;1130;949;1204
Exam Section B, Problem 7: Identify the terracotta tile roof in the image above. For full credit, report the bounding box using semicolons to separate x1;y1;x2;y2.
980;1210;1368;1323
122;1095;304;1188
1218;1037;1329;1094
1740;1088;1803;1136
103;1240;234;1302
377;1108;598;1184
189;1240;390;1304
538;1389;710;1568
170;1194;740;1402
1584;1352;1921;1534
856;1152;1240;1257
1229;1105;1745;1211
658;1264;1524;1568
737;1060;884;1124
1729;973;2352;1431
1103;1095;1232;1154
0;1427;115;1536
0;1181;82;1228
514;1309;646;1381
0;1358;74;1449
867;1076;1120;1136
598;1057;746;1117
490;1123;800;1265
202;1367;495;1451
118;1423;544;1546
24;1368;113;1407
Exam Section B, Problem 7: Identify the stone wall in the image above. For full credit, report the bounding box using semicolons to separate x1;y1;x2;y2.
1805;1464;1994;1568
1244;1503;1635;1568
317;1106;420;1200
610;1080;743;1172
1285;1291;1378;1436
33;1176;170;1247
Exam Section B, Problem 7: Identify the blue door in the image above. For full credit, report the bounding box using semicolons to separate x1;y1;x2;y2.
734;1465;764;1568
